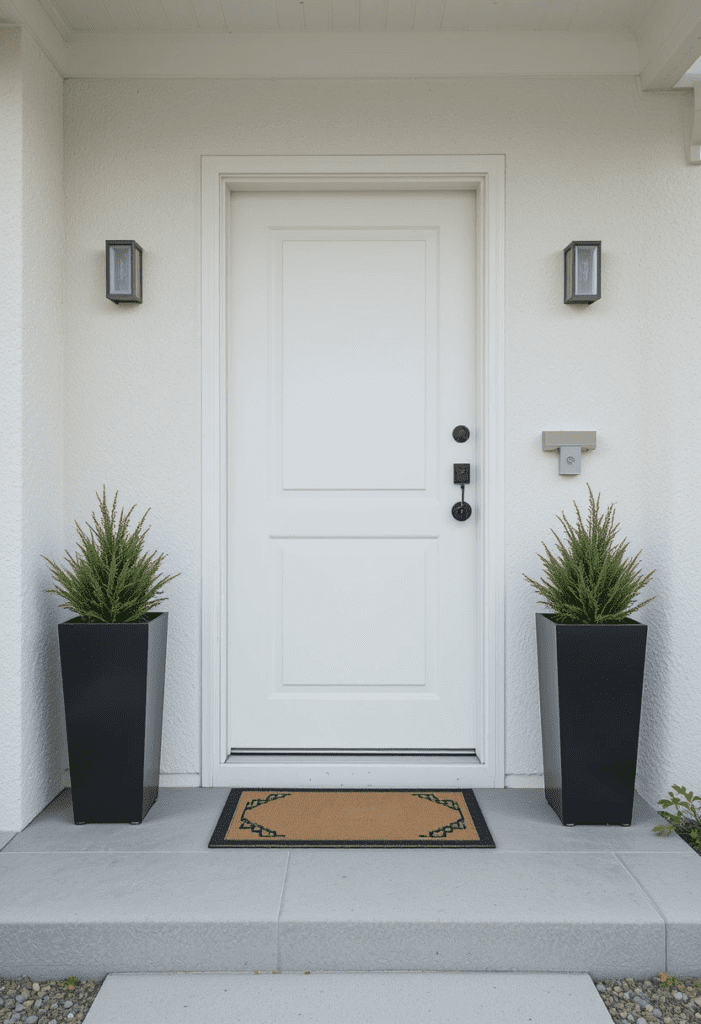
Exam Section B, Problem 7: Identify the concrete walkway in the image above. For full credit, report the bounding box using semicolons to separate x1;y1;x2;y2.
0;787;699;984
81;970;616;1023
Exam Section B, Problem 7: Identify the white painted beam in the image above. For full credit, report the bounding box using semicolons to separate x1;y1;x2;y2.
62;28;639;79
690;82;701;164
637;0;701;91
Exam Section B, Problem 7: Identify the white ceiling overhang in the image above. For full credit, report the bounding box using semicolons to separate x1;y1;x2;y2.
0;0;699;91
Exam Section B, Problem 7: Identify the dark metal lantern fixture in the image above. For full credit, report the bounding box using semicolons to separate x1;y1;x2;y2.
564;241;601;304
106;240;143;303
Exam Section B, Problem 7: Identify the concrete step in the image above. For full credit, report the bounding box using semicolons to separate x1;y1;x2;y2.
83;972;614;1024
2;788;701;981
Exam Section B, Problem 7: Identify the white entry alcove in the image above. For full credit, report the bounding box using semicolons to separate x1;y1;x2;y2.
201;156;505;789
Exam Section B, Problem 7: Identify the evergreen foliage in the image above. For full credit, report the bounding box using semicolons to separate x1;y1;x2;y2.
43;486;179;623
524;485;655;624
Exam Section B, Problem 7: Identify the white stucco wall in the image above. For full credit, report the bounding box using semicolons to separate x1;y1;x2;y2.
0;28;64;832
20;30;66;826
59;76;700;810
0;28;25;832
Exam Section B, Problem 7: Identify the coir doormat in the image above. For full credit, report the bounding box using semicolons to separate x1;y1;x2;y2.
208;789;495;848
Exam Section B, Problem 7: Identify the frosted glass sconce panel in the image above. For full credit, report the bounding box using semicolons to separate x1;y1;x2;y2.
106;240;143;303
564;241;601;304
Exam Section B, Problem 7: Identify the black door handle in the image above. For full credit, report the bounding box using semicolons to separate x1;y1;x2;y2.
452;481;472;522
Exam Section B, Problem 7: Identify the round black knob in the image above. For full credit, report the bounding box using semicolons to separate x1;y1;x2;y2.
451;501;472;522
452;425;470;443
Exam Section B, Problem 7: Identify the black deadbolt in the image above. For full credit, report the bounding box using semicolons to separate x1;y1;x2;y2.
452;425;470;443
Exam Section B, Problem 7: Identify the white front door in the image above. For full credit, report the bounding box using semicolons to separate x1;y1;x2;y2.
227;190;477;752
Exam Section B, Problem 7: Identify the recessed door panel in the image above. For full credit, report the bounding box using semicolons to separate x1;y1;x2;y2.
275;537;436;689
278;236;430;491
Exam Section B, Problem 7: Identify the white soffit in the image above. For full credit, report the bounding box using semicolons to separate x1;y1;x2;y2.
0;0;66;71
0;0;700;87
638;0;701;90
34;0;664;34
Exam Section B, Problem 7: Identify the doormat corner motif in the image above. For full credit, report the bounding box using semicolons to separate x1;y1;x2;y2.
208;788;495;848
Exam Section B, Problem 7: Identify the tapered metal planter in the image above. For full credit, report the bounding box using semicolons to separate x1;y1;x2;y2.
58;612;168;824
535;612;647;826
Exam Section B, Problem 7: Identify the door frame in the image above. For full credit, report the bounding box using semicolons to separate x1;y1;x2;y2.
200;154;505;788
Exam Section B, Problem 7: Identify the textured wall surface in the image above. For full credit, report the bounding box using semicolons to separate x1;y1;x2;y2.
61;76;700;809
0;29;25;831
0;29;64;833
20;30;66;830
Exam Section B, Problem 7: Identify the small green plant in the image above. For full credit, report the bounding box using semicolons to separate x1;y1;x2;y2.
652;785;701;854
43;486;179;623
524;485;655;624
62;976;78;988
658;973;678;988
658;972;701;990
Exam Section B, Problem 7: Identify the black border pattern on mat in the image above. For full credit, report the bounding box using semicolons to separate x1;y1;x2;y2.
208;788;496;848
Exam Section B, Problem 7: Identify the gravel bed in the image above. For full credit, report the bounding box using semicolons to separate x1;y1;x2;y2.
0;978;103;1024
595;975;701;1023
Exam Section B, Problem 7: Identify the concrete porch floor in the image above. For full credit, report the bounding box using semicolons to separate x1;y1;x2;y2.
0;787;700;983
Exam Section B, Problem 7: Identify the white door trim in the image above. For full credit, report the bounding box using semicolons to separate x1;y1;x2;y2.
200;154;505;789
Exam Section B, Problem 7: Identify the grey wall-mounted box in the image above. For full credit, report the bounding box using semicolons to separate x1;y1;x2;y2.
542;432;597;475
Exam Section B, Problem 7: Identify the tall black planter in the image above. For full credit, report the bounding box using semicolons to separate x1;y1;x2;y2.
535;612;647;826
58;612;168;824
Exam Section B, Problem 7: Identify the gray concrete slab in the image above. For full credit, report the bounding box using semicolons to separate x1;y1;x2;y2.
2;787;231;852
278;849;666;977
0;850;288;977
473;789;688;853
4;786;686;854
0;833;16;852
616;850;701;978
1;787;698;981
82;972;614;1024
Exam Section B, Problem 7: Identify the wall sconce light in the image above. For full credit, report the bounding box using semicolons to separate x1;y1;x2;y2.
564;241;601;304
106;240;142;304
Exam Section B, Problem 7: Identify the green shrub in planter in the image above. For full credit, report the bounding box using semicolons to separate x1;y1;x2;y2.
43;485;179;623
524;485;655;624
43;487;180;824
525;487;655;826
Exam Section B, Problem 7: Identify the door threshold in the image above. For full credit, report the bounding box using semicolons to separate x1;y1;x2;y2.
226;753;480;765
215;752;493;787
231;749;477;756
